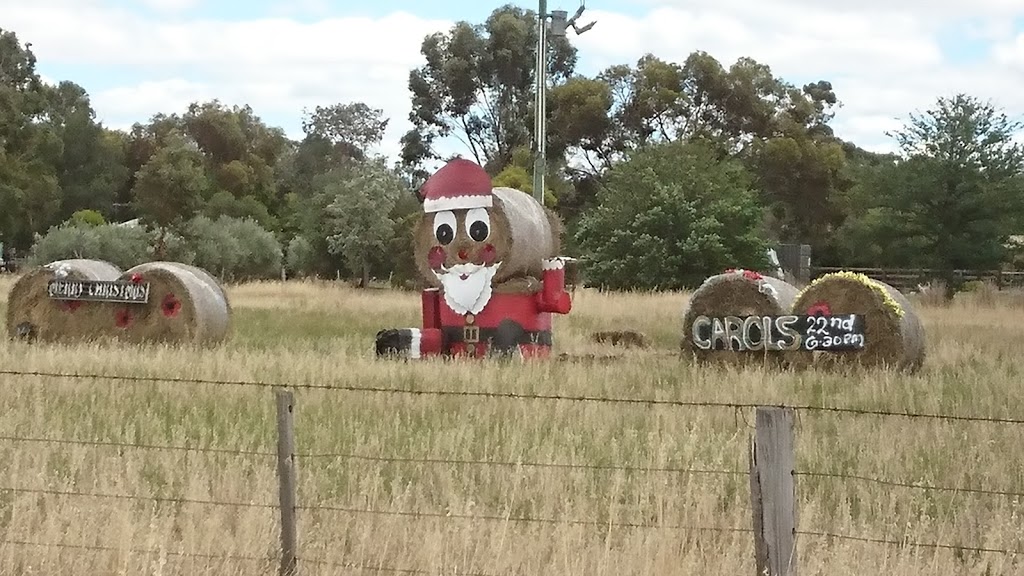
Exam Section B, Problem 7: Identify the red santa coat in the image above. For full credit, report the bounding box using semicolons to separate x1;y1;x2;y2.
411;259;572;359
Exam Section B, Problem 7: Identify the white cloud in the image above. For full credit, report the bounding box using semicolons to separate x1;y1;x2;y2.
3;1;450;158
3;0;1023;162
994;33;1024;70
140;0;202;13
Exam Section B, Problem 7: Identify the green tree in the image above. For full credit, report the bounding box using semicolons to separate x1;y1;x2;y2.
183;101;288;224
575;139;769;290
400;4;577;174
42;80;130;221
546;51;843;240
131;132;209;258
278;101;390;201
301;102;389;161
316;159;406;287
838;94;1024;295
0;28;62;249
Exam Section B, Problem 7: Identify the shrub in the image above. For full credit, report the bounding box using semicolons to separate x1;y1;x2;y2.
68;210;106;227
218;217;282;281
183;215;282;282
28;216;281;283
183;216;243;279
285;236;316;278
28;223;151;270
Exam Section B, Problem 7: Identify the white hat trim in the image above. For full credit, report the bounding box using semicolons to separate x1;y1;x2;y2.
423;194;493;213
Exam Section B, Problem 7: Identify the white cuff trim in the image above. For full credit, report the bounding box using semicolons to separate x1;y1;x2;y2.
542;258;565;271
423;194;493;213
409;329;421;359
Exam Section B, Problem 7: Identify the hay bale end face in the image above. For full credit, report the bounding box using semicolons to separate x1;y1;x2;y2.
413;187;559;289
5;259;122;343
790;271;925;371
112;262;231;344
680;270;800;366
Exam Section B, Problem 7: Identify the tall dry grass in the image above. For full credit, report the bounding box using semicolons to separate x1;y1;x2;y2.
0;274;1023;575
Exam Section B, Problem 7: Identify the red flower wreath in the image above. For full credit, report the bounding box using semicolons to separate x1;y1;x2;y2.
161;293;182;317
742;270;763;281
115;308;133;328
59;300;83;313
724;268;764;281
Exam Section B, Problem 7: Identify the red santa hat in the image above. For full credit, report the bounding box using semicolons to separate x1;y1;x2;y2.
419;158;493;213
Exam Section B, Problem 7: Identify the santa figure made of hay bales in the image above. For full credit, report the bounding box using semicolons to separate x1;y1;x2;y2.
375;158;573;359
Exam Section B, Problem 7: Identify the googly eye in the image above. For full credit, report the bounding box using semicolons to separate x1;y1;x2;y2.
465;208;490;242
433;210;456;245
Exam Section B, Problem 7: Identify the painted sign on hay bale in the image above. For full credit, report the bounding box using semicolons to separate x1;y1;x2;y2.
111;262;231;344
788;271;925;371
376;158;573;359
680;269;800;366
6;259;123;342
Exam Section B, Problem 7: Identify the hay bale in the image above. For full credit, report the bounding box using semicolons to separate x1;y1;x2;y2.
789;271;925;371
414;187;559;289
112;262;231;344
680;269;800;366
5;259;122;343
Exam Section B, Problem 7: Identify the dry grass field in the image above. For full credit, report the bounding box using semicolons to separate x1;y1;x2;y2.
1;274;1024;575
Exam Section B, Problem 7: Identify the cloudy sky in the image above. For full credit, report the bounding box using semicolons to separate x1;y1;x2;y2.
4;0;1024;161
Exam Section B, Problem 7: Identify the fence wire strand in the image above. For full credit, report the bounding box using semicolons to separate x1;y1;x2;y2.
0;434;275;458
797;471;1024;499
300;556;493;575
299;502;752;533
0;538;272;562
0;486;277;510
4;368;1024;425
297;450;746;477
800;530;1024;556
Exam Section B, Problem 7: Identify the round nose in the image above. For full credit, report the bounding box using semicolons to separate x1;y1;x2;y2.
457;249;469;261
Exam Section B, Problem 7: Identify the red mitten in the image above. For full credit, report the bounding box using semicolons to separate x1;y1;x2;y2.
537;258;572;314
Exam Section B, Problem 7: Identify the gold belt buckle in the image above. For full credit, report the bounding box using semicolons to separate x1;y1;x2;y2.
463;325;480;344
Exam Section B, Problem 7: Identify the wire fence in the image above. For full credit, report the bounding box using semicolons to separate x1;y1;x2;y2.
1;368;1023;573
5;368;1024;425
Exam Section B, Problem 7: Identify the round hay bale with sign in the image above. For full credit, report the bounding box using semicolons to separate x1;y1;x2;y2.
789;271;925;371
5;259;122;342
680;269;801;366
111;262;231;344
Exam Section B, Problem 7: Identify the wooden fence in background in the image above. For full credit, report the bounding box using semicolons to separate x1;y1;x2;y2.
809;267;1024;291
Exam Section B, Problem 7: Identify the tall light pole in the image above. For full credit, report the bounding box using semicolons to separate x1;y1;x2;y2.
533;1;595;205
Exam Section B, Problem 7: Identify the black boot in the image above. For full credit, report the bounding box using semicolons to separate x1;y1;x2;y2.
375;328;413;357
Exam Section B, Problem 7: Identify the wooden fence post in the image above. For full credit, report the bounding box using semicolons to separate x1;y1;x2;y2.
749;406;797;576
276;389;298;576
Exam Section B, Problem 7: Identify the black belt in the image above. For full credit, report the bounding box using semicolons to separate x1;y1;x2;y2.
441;325;553;347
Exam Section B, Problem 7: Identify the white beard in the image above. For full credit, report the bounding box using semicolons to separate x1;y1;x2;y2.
434;262;499;315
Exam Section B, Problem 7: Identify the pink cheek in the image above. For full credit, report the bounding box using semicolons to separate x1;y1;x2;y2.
480;244;497;265
428;246;446;269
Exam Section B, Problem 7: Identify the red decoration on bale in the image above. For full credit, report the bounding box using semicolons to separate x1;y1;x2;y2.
115;308;133;328
161;293;182;317
806;301;832;316
130;273;144;284
59;300;83;313
724;268;763;281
